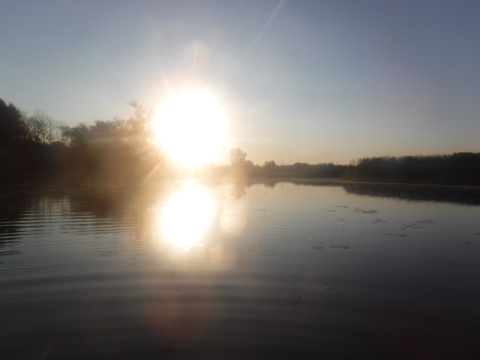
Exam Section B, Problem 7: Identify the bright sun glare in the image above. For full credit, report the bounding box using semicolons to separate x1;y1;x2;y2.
161;186;214;249
153;90;228;167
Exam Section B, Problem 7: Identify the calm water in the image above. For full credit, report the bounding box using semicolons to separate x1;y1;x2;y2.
1;180;480;359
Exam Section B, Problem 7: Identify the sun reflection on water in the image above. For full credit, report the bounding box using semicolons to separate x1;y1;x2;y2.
161;185;214;250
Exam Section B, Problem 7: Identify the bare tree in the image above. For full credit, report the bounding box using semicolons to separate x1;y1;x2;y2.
26;110;61;143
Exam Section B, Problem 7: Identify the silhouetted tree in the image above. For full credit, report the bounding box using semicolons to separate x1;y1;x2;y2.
263;160;276;168
26;110;60;144
263;160;277;176
230;148;247;165
0;99;28;147
60;124;90;149
58;101;160;182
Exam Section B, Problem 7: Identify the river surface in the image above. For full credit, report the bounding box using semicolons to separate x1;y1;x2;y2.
1;180;480;359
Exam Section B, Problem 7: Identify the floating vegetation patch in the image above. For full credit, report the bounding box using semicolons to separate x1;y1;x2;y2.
385;233;407;237
354;208;379;214
279;291;302;300
404;219;435;229
418;219;435;224
331;245;350;249
245;244;258;251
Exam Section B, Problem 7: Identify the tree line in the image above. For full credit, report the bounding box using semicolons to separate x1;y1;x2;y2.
351;154;480;185
2;97;479;185
0;98;160;183
226;148;480;186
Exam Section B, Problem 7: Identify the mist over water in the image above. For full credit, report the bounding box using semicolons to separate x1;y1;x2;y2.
1;181;480;359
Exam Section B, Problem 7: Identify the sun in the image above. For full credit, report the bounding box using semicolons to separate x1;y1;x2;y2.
153;90;228;167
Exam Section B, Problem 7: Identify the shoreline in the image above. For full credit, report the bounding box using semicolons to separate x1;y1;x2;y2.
239;177;480;190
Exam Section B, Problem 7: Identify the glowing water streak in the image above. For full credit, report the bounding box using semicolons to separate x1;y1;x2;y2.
161;187;214;250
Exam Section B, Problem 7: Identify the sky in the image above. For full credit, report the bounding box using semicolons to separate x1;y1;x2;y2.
1;0;480;165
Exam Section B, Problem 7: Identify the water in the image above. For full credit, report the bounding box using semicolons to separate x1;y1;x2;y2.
1;180;480;359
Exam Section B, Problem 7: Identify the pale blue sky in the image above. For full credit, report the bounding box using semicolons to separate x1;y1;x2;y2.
1;0;479;164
